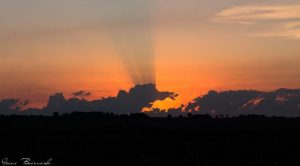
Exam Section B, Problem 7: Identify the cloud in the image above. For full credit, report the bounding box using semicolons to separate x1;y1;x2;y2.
0;99;29;115
0;84;177;115
72;90;91;98
215;5;300;23
42;83;178;114
214;4;300;39
251;21;300;39
185;89;300;117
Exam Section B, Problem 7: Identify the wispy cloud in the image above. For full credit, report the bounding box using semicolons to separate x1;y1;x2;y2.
214;5;300;39
251;21;300;39
215;5;300;23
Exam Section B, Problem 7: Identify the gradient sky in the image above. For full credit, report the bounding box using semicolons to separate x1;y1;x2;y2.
1;0;300;109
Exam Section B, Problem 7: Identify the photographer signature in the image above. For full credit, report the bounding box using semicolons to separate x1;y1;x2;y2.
1;158;52;166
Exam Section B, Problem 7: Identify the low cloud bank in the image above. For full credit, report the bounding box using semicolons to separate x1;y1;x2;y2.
1;85;300;117
0;83;177;115
184;88;300;117
0;99;29;115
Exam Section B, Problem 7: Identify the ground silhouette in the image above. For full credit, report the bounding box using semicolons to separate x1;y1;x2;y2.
1;113;300;166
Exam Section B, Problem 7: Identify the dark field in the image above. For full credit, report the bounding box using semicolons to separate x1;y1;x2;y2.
1;113;300;166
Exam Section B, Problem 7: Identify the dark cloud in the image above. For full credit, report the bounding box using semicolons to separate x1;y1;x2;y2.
0;98;29;115
186;88;300;117
42;93;89;115
72;90;91;99
41;83;177;114
2;85;300;117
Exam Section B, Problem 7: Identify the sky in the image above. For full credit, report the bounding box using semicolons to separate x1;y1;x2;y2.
1;0;300;109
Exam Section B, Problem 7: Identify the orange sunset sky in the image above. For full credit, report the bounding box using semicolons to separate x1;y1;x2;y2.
1;0;300;109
